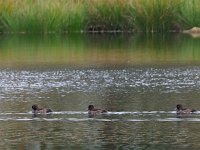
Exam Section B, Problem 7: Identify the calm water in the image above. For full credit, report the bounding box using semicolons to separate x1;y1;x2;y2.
0;34;200;150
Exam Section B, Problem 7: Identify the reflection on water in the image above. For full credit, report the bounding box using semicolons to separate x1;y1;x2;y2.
0;34;200;149
1;112;200;150
0;33;200;67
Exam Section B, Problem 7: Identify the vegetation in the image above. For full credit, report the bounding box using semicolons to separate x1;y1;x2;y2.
0;0;200;33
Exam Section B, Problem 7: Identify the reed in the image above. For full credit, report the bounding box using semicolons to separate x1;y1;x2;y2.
179;0;200;28
86;0;132;31
0;0;200;33
128;0;182;32
1;0;88;33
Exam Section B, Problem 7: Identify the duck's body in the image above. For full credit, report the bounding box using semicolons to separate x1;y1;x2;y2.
176;104;196;114
88;105;107;115
32;105;52;114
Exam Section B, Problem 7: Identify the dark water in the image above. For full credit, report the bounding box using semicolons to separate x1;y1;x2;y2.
0;34;200;149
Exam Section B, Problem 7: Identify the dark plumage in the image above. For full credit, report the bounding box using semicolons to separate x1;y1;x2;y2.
32;105;52;114
176;104;196;114
88;105;107;115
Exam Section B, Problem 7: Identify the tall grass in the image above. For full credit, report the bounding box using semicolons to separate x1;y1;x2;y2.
86;0;133;31
0;0;200;33
179;0;200;29
128;0;182;32
2;0;89;33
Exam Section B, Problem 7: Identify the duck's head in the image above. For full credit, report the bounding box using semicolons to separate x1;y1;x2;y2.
32;105;39;111
88;105;94;111
176;104;183;110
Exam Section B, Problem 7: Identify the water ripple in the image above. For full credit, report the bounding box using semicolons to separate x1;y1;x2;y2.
1;117;200;122
0;67;200;97
1;110;200;115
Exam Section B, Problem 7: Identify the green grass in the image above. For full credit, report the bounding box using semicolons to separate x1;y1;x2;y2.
179;0;200;29
128;0;182;32
86;0;132;31
0;0;200;33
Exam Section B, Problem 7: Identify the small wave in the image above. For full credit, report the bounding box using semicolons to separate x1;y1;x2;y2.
0;112;32;115
52;111;88;115
156;118;183;122
1;117;200;122
0;118;34;121
42;111;178;115
0;111;199;115
107;111;177;115
156;118;200;122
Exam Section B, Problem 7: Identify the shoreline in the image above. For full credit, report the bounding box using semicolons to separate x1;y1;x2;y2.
1;27;200;36
1;0;200;34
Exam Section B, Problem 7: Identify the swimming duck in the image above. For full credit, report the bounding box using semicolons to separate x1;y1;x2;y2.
176;104;196;114
32;105;52;114
88;105;107;115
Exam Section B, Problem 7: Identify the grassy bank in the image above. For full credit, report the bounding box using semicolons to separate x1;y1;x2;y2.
0;0;200;33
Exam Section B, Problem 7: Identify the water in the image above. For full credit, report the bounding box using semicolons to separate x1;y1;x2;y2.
0;34;200;149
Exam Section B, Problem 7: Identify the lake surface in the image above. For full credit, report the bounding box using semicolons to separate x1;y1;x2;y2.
0;33;200;149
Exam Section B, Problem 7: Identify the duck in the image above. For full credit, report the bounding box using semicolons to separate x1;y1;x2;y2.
176;104;196;114
88;105;107;115
32;105;52;114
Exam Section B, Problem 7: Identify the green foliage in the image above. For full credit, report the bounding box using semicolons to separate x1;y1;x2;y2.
86;0;132;31
127;0;182;32
0;0;200;33
179;0;200;28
